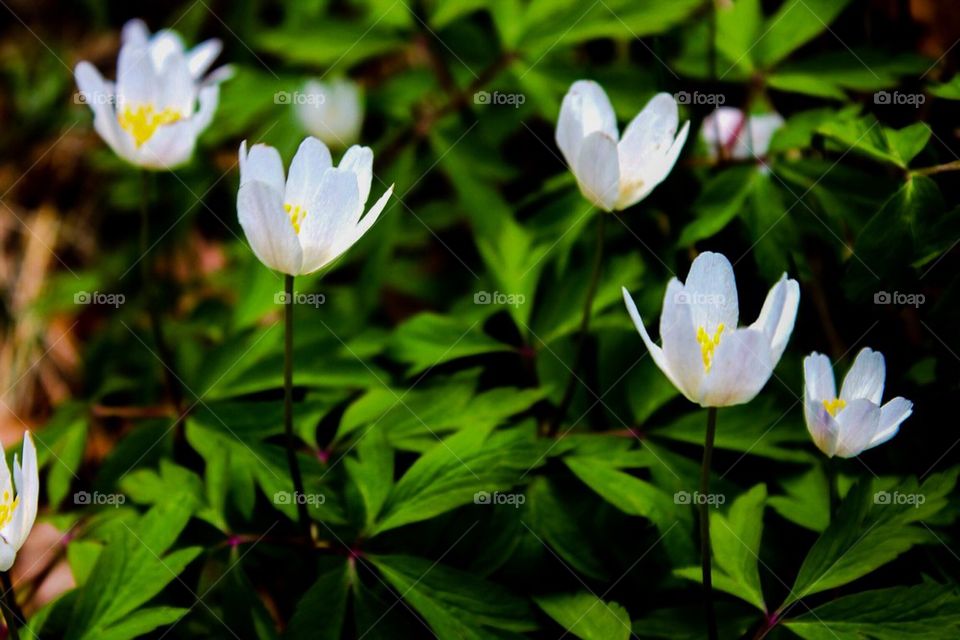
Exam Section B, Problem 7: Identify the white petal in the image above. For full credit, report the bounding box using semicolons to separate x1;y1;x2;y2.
353;184;392;239
11;433;38;550
840;348;885;404
285;137;333;207
750;275;800;363
556;80;618;168
622;287;687;396
574;131;620;211
338;145;373;209
148;30;187;70
121;19;151;46
659;279;704;403
116;42;158;110
682;251;739;331
701;107;743;150
237;180;302;275
239;142;285;194
698;328;774;406
739;113;784;158
616;119;689;209
0;541;14;572
155;48;195;116
298;168;360;274
871;397;912;446
187;38;223;79
833;398;882;458
75;62;130;160
804;395;839;457
190;84;220;135
0;439;10;506
803;352;836;403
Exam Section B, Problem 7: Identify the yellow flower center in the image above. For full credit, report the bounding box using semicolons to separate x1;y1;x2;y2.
0;489;18;529
284;203;307;234
696;323;725;372
118;104;183;147
823;398;846;417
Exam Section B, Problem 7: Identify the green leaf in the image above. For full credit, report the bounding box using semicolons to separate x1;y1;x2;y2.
370;554;536;638
675;485;767;611
535;592;631;640
388;312;512;375
818;115;931;168
785;470;958;605
94;607;190;640
679;166;759;246
372;423;547;534
784;582;960;640
285;560;350;640
768;465;831;533
345;428;395;531
756;0;855;68
256;24;401;67
715;0;762;75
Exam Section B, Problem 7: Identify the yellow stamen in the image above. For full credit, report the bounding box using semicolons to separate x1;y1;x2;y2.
696;323;725;372
118;104;183;147
0;488;18;529
823;398;846;417
284;203;307;234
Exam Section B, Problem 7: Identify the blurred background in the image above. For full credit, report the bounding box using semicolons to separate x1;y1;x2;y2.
1;0;960;637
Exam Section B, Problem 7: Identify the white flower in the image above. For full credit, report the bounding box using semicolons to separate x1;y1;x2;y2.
622;252;799;407
294;79;364;149
237;137;393;276
803;349;913;458
555;80;690;211
0;433;38;572
74;18;230;170
701;107;784;160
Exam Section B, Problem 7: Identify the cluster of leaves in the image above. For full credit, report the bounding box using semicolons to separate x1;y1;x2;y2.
6;0;960;638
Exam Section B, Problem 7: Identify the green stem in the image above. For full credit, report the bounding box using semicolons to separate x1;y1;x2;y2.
827;457;839;520
548;212;605;436
911;159;960;176
700;407;719;640
139;171;183;412
284;275;311;537
1;571;23;640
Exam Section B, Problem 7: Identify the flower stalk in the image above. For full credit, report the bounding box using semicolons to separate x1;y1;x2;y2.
284;274;310;538
700;406;719;640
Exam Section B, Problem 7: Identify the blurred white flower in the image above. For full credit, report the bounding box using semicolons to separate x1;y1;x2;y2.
556;80;689;211
803;349;913;458
701;107;784;160
237;137;393;276
622;252;799;407
0;433;38;572
294;79;364;149
74;18;230;169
